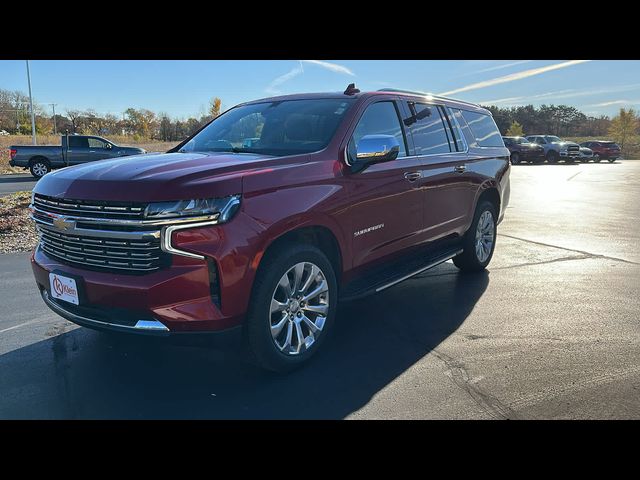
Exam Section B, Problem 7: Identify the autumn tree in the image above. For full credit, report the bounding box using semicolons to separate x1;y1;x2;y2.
66;109;83;133
209;97;222;118
506;121;524;136
608;108;638;153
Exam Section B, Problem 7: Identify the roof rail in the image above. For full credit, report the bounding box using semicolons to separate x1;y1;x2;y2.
377;88;481;108
378;88;434;96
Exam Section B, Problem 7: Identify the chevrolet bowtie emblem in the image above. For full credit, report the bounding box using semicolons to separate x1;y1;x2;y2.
53;217;75;231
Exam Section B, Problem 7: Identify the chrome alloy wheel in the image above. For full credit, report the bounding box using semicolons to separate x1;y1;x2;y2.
269;262;329;355
475;210;495;263
32;163;48;177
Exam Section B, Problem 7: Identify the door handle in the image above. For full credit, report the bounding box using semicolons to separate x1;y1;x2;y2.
404;171;422;182
454;165;466;174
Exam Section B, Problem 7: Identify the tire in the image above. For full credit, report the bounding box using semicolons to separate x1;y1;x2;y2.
510;152;521;165
29;158;51;178
546;151;559;164
453;200;497;272
244;243;338;372
593;154;602;163
608;158;616;163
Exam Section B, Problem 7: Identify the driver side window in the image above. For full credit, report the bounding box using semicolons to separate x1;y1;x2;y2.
88;138;108;149
351;101;407;158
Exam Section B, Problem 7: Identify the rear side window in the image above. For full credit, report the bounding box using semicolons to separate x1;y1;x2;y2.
444;107;466;151
451;109;477;147
407;103;451;155
351;101;407;157
68;136;89;148
460;110;504;147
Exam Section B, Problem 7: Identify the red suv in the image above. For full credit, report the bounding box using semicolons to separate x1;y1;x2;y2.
580;140;621;162
29;86;510;372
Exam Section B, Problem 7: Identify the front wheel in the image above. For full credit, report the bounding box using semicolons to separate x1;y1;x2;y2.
30;159;50;178
244;243;338;372
546;151;559;164
593;154;602;163
608;158;616;163
453;201;497;272
510;152;521;165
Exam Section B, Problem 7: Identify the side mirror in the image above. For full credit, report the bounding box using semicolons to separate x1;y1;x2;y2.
350;134;400;173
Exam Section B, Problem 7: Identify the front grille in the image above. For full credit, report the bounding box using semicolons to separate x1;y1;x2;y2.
567;145;580;153
32;194;169;274
33;193;146;220
37;225;167;273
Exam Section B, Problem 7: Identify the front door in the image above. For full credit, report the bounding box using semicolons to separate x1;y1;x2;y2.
345;100;424;269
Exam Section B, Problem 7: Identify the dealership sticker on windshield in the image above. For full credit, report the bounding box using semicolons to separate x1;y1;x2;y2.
49;273;79;305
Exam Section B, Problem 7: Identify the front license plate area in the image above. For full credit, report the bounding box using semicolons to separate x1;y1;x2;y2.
49;272;80;305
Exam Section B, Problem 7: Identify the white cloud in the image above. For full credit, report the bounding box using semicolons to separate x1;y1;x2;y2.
462;60;533;76
439;60;591;97
265;60;354;95
587;99;640;107
302;60;355;76
265;65;305;95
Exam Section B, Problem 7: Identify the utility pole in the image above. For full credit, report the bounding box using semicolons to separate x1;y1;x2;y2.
49;103;57;135
26;60;37;145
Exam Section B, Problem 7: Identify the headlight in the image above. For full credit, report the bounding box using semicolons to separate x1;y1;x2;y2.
145;195;241;223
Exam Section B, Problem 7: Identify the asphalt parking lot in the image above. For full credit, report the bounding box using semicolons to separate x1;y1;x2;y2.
1;161;639;419
0;174;37;196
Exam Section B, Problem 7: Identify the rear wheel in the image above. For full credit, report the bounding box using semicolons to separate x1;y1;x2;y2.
453;200;497;272
29;158;50;178
244;243;337;372
546;151;559;164
510;152;521;165
608;158;616;163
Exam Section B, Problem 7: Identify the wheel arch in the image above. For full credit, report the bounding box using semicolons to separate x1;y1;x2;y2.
256;224;344;284
475;182;501;218
29;155;50;167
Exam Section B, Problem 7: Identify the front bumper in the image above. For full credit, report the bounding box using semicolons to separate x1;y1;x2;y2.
31;246;244;334
520;149;545;158
39;287;242;343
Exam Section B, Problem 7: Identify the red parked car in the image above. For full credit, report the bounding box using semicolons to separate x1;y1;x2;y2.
579;140;621;162
29;86;510;372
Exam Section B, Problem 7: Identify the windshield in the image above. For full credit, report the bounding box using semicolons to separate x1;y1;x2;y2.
545;136;563;143
513;137;528;144
178;99;355;157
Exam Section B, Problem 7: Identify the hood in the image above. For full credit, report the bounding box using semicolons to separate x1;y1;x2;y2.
34;151;288;202
554;141;580;148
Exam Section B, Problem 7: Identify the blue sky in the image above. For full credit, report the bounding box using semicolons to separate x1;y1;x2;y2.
0;60;638;119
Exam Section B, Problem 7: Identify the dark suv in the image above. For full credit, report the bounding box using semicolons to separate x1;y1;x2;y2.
579;140;621;162
29;86;510;372
502;136;545;164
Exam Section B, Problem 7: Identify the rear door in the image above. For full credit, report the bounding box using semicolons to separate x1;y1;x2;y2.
66;136;90;165
402;100;472;241
345;99;424;268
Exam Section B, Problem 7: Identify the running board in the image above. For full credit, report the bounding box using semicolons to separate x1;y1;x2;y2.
340;247;463;302
374;249;463;292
